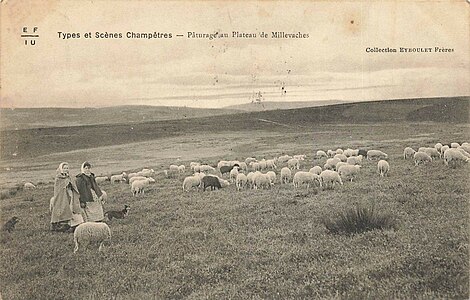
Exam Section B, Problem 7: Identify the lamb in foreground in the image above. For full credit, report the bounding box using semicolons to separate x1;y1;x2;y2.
320;170;343;189
293;171;321;190
73;222;111;253
414;151;432;166
337;164;361;182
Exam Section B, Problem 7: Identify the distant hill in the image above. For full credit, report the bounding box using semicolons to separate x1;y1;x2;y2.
0;105;241;130
224;100;349;111
1;96;468;160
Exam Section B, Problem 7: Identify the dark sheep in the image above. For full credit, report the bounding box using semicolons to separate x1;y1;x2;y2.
358;149;368;157
219;164;240;175
105;205;130;221
202;175;222;191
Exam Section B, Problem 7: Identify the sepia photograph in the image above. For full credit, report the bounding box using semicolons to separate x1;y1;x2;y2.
0;0;469;299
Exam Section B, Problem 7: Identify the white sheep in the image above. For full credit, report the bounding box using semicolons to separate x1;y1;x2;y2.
266;171;276;185
217;160;231;169
414;152;432;166
239;162;248;172
278;155;292;163
451;142;460;148
335;162;348;172
95;176;109;184
327;150;335;157
334;154;347;162
343;148;359;157
418;147;440;159
73;222;111;253
110;172;127;184
287;158;300;170
346;155;363;165
377;160;390;177
245;157;257;165
190;162;201;170
316;150;328;158
434;143;443;154
24;182;36;189
131;178;151;196
139;168;155;177
337;165;361;182
403;147;416;159
457;148;470;158
229;166;239;182
443;148;470;166
127;173;138;180
169;165;179;176
178;165;186;174
440;145;450;156
367;150;388;160
129;176;147;184
254;173;271;190
246;172;256;188
324;158;341;170
320;170;343;189
335;149;344;155
280;167;292;184
236;173;248;191
266;159;277;169
258;160;267;170
293;154;306;161
199;165;215;173
250;162;261;171
182;175;202;192
293;171;321;189
309;166;322;175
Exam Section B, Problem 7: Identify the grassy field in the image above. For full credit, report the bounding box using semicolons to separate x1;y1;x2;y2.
0;121;468;299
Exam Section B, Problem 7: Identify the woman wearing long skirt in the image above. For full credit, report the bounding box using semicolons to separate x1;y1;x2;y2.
76;161;106;222
50;162;84;232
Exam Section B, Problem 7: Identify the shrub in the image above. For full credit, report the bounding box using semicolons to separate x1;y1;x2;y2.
322;204;397;235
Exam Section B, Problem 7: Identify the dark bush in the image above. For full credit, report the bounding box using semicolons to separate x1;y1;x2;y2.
322;204;397;235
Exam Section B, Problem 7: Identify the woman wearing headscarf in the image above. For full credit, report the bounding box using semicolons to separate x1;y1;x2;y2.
76;161;106;222
51;162;83;232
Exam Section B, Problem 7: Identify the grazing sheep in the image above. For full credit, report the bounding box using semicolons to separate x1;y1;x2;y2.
309;166;322;175
229;166;240;182
245;157;257;165
403;147;416;159
443;148;470;167
337;165;361;182
239;162;248;172
451;142;460;148
95;176;109;184
440;145;450;156
2;216;20;233
293;171;321;189
334;154;347;162
73;222;111;253
254;173;271;190
325;158;341;170
236;173;248;191
250;162;261;171
127;173;139;180
335;149;344;155
266;159;277;169
217;160;231;169
177;165;185;174
418;147;440;159
434;143;443;154
293;154;306;161
320;170;343;189
287;158;300;170
343;149;359;157
377;160;390;177
278;155;292;163
316;150;328;158
220;164;240;176
182;175;203;192
327;150;336;157
169;165;179;176
199;165;216;173
190;162;201;170
258;160;267;170
246;172;256;188
266;171;276;185
139;169;155;177
280;167;292;184
131;178;151;196
346;155;363;165
459;145;470;154
201;175;229;191
129;176;147;184
105;205;130;221
414;152;432;166
110;172;127;184
335;162;348;171
23;182;36;189
367;150;388;161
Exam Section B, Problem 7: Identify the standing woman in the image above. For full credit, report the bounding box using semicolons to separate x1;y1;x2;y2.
51;162;83;232
76;161;106;222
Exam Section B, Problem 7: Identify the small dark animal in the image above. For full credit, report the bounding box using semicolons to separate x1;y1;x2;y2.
105;205;130;220
201;175;222;191
3;216;20;233
219;164;240;175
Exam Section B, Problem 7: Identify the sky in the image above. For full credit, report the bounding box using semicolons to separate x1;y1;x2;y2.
1;0;469;108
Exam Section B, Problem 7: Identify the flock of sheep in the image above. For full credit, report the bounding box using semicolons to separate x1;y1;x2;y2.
87;141;469;199
17;141;468;253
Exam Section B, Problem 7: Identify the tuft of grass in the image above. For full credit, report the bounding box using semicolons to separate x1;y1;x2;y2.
322;204;397;235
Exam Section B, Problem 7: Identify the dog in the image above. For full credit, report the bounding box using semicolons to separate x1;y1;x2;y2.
3;216;20;233
104;205;130;220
